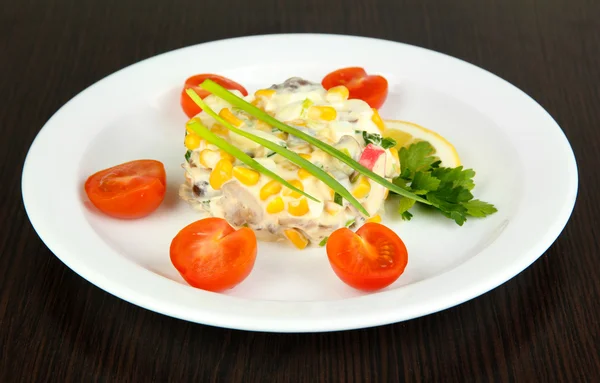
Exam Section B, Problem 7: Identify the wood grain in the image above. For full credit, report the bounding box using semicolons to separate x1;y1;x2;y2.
1;0;599;381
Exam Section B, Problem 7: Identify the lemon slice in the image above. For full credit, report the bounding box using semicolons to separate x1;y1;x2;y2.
383;119;461;168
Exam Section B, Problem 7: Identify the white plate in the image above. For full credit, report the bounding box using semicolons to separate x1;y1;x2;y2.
22;34;578;332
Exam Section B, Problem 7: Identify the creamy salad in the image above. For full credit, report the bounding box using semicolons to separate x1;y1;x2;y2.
179;77;400;246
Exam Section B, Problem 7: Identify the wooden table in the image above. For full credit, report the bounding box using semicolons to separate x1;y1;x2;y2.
2;0;599;381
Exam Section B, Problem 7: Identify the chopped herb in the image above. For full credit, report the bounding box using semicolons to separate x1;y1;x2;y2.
184;150;192;162
266;151;276;158
334;192;343;206
318;237;328;246
345;218;356;227
362;131;396;149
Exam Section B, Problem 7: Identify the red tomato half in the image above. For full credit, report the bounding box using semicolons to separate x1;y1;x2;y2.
326;223;408;291
84;160;166;219
181;74;248;118
322;67;388;109
170;218;257;292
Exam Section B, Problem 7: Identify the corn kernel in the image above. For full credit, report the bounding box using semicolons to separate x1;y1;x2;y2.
260;180;282;200
371;108;386;133
308;106;337;121
283;180;304;199
284;229;309;249
219;150;235;163
219;108;243;127
255;120;272;132
209;159;233;190
366;214;381;223
324;202;341;215
184;133;201;150
288;198;309;216
275;131;289;140
199;149;220;168
297;168;312;180
352;177;371;199
326;85;350;102
383;189;390;199
233;166;260;186
266;196;284;214
254;89;276;99
210;123;229;136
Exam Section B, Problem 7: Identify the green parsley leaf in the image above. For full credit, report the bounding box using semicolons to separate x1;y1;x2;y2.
432;166;476;190
411;171;440;194
398;197;416;220
464;199;498;217
392;141;496;225
318;237;328;246
381;137;397;149
399;141;440;179
184;150;192;162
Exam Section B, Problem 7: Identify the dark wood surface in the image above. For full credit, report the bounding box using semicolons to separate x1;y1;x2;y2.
1;0;599;381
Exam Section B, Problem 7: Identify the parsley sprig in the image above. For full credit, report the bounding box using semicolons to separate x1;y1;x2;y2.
392;141;497;225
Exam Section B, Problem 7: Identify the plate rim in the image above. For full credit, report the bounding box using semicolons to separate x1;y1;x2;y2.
21;33;579;332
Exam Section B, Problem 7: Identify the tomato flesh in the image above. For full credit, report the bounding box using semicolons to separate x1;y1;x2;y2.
326;223;408;291
181;74;248;118
84;159;166;219
322;67;388;109
170;218;257;292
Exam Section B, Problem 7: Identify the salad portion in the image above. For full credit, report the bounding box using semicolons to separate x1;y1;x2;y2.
83;67;497;294
179;77;399;247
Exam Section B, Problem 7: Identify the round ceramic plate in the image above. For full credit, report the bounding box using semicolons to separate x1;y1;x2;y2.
22;34;578;332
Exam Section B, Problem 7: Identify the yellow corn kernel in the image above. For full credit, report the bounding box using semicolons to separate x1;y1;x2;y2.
275;131;289;140
352;177;371;199
210;123;229;136
260;180;282;200
219;150;235;163
255;120;272;132
371;108;386;133
266;196;284;214
308;106;337;121
324;201;341;215
209;159;233;190
219;108;243;127
383;189;390;199
254;89;276;99
366;214;382;223
199;149;220;168
329;188;335;199
282;180;304;199
284;229;309;249
326;85;350;101
184;133;201;150
297;168;312;180
233;166;260;186
288;198;309;216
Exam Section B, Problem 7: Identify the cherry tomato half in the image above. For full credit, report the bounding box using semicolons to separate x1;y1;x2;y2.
322;67;388;109
326;222;408;291
84;159;166;219
181;74;248;118
170;218;257;292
